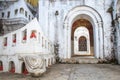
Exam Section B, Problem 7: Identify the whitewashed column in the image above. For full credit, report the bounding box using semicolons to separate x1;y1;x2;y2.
67;26;71;59
117;18;120;64
118;18;120;36
63;22;68;59
94;22;99;58
116;23;120;63
98;21;104;59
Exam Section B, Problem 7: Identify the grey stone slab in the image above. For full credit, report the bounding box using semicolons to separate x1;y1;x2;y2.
0;64;120;80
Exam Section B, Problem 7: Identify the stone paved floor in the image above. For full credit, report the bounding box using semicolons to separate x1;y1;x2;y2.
0;64;120;80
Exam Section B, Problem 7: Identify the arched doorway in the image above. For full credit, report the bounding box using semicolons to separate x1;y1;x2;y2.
22;62;28;75
63;6;103;59
0;61;3;71
72;19;94;56
9;61;15;73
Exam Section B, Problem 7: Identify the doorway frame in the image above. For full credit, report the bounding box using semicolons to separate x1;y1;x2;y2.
74;27;90;55
63;6;104;59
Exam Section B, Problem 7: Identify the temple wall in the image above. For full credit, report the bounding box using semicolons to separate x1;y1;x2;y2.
39;0;113;60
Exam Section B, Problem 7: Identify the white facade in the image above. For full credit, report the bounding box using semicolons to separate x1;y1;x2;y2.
39;0;113;60
0;0;34;34
0;0;55;74
0;0;120;75
0;18;55;73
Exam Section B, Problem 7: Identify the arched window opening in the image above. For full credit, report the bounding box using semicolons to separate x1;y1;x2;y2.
20;8;24;14
22;62;28;75
2;12;4;18
30;30;36;39
12;34;16;44
7;11;10;18
12;34;16;46
15;9;18;15
9;61;15;73
0;61;3;71
22;29;27;43
4;37;7;47
78;36;87;51
29;15;31;20
25;11;27;17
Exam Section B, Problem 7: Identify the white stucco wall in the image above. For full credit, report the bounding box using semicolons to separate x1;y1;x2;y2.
0;18;55;73
0;0;34;21
113;0;120;64
39;0;113;59
0;18;54;56
0;0;116;65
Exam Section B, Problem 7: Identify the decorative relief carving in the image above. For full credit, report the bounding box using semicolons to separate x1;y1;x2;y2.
23;55;46;77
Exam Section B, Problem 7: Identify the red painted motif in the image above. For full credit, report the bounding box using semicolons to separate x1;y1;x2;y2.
13;39;16;43
0;66;3;71
4;43;7;46
23;35;27;40
23;68;28;75
30;31;36;38
10;67;15;73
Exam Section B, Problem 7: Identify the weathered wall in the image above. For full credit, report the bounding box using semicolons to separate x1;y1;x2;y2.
113;0;120;64
39;0;113;60
0;18;54;73
0;0;35;34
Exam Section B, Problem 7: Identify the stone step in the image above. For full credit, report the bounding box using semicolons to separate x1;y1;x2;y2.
60;56;99;64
